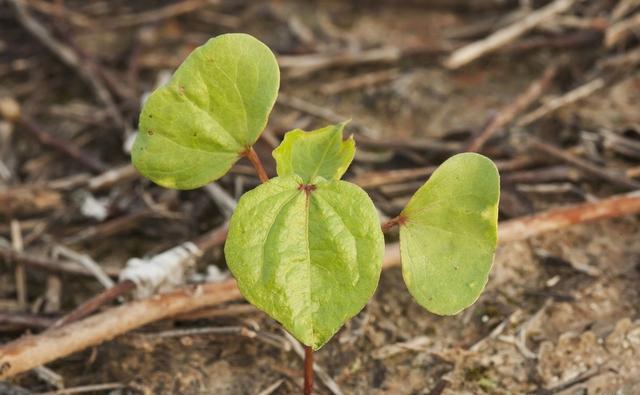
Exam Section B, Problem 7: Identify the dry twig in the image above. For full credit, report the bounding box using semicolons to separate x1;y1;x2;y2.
467;64;558;151
33;382;125;395
11;220;27;309
16;116;107;173
104;0;212;28
527;138;640;189
498;190;640;242
0;248;120;278
0;312;55;330
319;69;399;95
612;0;640;20
277;94;374;135
517;78;606;126
279;45;445;78
605;12;640;47
0;280;241;379
444;0;577;68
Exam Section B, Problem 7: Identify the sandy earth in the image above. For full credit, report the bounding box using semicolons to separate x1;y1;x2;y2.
1;1;640;394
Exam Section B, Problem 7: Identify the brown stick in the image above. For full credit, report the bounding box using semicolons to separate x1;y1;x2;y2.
0;280;241;379
497;190;640;243
277;94;374;136
3;191;640;378
444;0;577;68
504;29;602;54
65;209;155;244
0;248;120;278
516;78;605;127
303;345;314;395
243;148;269;184
501;166;580;184
18;117;107;173
528;138;640;190
319;69;399;95
10;220;27;309
356;135;461;154
467;64;558;152
87;164;138;191
278;45;445;78
605;12;640;47
104;0;210;28
50;280;136;329
0;186;62;217
174;304;258;321
0;312;56;330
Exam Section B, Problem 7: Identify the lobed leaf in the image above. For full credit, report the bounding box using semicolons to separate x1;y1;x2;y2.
399;153;500;315
272;122;355;183
132;33;280;189
224;175;383;349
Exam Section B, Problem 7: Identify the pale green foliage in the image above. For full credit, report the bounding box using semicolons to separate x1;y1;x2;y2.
272;122;355;183
132;33;501;351
225;175;384;349
132;33;279;189
399;153;500;315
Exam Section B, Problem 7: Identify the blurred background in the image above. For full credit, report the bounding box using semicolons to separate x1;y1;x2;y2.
1;0;640;394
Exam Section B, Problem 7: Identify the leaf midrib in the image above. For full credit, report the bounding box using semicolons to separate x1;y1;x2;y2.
307;135;335;181
258;189;301;284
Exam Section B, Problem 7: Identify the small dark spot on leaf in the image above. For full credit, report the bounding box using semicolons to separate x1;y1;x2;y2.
179;85;185;95
147;130;154;135
148;114;153;118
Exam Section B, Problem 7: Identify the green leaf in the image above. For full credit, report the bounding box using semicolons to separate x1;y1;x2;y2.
224;175;383;349
399;153;500;315
132;33;280;189
272;122;355;183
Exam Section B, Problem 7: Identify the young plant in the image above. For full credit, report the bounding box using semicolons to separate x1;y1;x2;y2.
132;33;500;394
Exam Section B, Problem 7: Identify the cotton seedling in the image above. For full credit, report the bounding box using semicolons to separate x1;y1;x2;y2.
132;33;500;394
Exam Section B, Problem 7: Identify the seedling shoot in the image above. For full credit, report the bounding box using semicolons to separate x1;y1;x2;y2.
132;33;500;395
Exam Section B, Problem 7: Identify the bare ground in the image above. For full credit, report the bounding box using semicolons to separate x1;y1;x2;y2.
1;1;640;394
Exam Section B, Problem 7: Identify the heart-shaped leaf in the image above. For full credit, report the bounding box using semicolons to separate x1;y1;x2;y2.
132;33;280;189
399;153;500;315
272;122;355;183
225;175;383;349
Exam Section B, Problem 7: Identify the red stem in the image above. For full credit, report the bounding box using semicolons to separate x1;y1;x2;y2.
381;215;406;232
304;345;313;395
243;147;269;184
